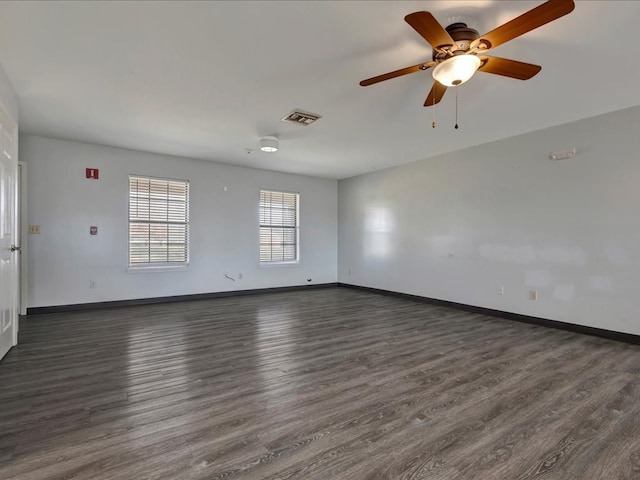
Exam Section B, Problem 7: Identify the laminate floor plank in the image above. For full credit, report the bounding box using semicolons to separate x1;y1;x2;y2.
1;288;639;479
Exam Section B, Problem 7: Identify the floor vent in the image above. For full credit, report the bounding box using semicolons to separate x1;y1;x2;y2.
281;110;321;126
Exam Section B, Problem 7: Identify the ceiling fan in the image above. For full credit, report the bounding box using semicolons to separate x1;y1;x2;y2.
359;0;575;107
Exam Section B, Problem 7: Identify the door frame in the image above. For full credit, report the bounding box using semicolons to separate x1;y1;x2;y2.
19;160;27;317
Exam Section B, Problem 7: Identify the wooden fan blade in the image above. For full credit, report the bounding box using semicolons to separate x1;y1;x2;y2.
478;56;542;80
424;81;447;107
405;12;454;50
479;0;574;50
359;63;433;87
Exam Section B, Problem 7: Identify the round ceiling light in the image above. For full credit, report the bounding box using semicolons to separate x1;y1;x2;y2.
259;136;279;153
432;55;481;87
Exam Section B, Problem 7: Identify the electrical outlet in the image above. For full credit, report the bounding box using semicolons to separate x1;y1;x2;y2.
89;280;96;289
29;225;41;234
497;285;504;295
238;272;243;280
529;290;538;301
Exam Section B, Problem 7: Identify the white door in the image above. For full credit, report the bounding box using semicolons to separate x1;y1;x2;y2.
0;107;18;361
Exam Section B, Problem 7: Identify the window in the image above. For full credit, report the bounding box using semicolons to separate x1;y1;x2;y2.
260;189;299;263
129;175;189;267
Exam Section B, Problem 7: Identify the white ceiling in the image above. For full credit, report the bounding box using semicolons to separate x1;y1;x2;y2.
1;1;639;179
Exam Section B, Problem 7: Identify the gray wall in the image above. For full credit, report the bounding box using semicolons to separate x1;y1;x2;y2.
21;135;337;307
338;105;640;335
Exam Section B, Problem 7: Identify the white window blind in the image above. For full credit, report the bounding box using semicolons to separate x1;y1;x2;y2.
260;190;299;263
129;176;189;266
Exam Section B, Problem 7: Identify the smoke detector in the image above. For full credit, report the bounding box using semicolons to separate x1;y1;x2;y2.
549;147;576;160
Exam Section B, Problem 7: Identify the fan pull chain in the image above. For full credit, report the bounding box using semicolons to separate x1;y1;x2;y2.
432;97;436;128
454;90;459;130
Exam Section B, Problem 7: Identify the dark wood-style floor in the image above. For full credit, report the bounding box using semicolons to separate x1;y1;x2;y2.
1;287;640;480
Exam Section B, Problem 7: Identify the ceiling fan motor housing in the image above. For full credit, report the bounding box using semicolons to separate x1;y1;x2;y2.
432;22;479;61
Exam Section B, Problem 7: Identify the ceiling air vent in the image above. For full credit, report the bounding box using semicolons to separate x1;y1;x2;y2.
281;110;321;126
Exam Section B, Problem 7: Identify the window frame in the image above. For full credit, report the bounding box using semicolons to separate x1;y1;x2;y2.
128;174;190;270
259;189;300;265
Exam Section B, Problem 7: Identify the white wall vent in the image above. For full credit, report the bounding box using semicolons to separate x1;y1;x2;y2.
281;110;321;126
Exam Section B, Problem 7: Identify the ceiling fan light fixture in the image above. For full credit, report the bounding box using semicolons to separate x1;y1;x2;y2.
432;55;481;87
259;136;279;153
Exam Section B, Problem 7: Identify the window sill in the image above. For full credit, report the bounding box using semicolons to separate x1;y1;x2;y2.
260;261;300;268
127;264;190;273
